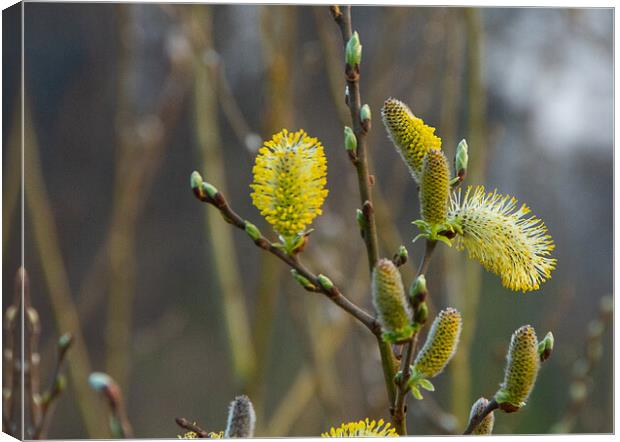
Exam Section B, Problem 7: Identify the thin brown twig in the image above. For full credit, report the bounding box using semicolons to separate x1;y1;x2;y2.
192;186;380;335
3;268;23;435
32;334;73;439
391;240;437;435
330;4;399;407
23;269;42;434
175;417;211;438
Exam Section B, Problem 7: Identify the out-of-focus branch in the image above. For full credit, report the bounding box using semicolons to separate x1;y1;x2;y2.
3;268;23;435
89;372;133;438
24;101;107;437
185;5;256;387
105;4;193;391
549;295;612;433
33;333;73;439
2;107;22;255
175;417;210;438
266;318;350;436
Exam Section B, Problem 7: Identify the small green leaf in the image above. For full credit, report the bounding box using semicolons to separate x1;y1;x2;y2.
417;378;435;392
410;385;423;400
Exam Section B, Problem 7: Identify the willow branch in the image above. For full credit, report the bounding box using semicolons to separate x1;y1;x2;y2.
2;268;23;434
175;417;211;438
391;240;437;435
192;187;380;336
332;5;379;271
330;4;399;407
32;334;73;439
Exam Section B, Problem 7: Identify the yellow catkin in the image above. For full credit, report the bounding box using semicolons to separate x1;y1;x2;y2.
469;397;495;435
412;308;462;379
495;325;540;409
250;129;328;239
322;418;399;437
448;186;556;292
381;98;442;183
420;149;451;225
371;259;412;340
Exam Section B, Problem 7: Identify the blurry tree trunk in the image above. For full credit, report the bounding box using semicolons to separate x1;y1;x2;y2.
23;102;108;438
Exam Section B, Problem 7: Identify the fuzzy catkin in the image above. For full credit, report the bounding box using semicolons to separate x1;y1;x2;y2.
420;149;450;225
381;98;442;183
371;259;411;336
469;397;495;435
224;395;256;438
412;308;462;378
495;325;540;409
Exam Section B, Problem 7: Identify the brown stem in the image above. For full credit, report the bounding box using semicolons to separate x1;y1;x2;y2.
330;3;399;406
392;240;437;435
32;334;73;439
175;417;211;438
193;188;380;336
463;398;498;435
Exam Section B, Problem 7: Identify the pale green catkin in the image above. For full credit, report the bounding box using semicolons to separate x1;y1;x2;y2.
495;325;540;409
412;307;462;378
371;259;412;341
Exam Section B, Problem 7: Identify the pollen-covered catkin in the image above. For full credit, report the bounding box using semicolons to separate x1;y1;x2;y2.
224;395;256;438
448;186;556;292
250;129;328;239
495;325;540;410
381;98;442;183
412;308;462;379
420;149;450;225
469;397;495;435
371;259;412;341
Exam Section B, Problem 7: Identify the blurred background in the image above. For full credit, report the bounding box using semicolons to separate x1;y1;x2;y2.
2;4;613;438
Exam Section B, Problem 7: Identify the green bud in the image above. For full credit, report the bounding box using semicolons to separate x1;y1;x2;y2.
469;397;495;435
58;332;74;351
317;274;334;291
201;182;218;199
356;209;366;231
344;126;357;152
538;331;554;362
455;139;468;176
412;307;462;379
395;245;408;265
410;274;427;303
414;302;428;325
244;221;261;241
495;325;540;410
225;395;256;438
53;374;67;395
88;372;112;392
345;31;362;66
190;171;203;190
372;259;414;344
360;104;372;123
291;269;316;291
